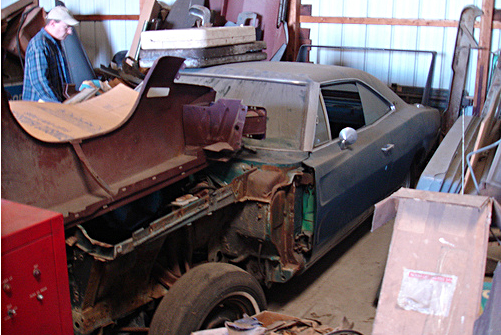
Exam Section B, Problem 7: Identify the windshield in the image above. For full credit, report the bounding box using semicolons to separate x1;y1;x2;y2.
177;74;309;150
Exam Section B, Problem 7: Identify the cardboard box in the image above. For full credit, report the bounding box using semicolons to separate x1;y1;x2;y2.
371;188;500;335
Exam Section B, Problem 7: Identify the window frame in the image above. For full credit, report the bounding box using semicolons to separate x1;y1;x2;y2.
314;79;395;146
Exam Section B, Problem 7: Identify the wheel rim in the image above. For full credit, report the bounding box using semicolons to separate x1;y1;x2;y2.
201;291;261;329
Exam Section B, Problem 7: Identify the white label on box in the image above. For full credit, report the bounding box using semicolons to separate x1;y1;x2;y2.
397;268;458;317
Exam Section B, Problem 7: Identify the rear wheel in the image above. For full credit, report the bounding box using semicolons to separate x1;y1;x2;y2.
148;263;266;335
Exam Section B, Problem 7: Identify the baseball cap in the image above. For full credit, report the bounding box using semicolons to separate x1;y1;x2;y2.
46;6;78;26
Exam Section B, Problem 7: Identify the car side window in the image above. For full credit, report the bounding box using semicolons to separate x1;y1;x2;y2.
357;83;392;125
320;81;392;139
314;95;330;147
321;82;364;139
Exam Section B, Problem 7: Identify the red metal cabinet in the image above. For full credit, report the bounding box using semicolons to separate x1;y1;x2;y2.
1;199;73;334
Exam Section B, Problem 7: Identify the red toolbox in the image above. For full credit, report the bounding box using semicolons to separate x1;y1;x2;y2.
1;199;73;334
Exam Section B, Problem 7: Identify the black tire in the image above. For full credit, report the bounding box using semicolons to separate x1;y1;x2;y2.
148;263;266;335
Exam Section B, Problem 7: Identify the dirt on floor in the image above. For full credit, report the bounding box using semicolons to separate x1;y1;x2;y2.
265;218;394;335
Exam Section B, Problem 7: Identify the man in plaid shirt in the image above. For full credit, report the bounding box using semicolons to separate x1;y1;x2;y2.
22;6;78;102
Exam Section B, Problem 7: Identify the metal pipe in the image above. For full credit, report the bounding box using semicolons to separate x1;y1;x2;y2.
466;138;501;193
296;45;437;106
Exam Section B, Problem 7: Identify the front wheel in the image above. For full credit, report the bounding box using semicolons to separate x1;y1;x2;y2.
148;263;266;335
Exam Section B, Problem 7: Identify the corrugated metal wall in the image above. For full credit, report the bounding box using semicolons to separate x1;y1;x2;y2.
302;0;501;96
2;0;499;95
37;0;141;67
1;0;142;66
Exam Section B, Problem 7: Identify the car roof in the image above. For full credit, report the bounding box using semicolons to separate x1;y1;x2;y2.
182;61;404;105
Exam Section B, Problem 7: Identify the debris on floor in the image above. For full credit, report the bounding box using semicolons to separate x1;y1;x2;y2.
192;311;363;335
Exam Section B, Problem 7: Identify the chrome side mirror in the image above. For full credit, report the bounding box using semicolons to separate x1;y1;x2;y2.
339;127;357;149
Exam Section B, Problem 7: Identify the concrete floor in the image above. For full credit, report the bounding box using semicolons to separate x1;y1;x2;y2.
265;218;395;335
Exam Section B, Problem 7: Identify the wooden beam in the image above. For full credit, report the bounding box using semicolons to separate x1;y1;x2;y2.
74;15;139;21
300;15;501;29
128;0;160;59
284;0;301;61
473;0;494;116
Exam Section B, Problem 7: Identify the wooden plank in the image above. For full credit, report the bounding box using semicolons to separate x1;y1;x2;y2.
464;61;501;192
139;41;265;59
127;0;160;59
372;189;492;335
300;4;312;16
300;15;501;29
140;26;256;50
74;15;139;21
139;41;266;67
284;0;301;61
179;52;267;69
473;0;494;116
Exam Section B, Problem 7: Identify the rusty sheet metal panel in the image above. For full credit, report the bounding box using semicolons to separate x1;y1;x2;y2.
1;57;216;228
231;165;300;202
69;234;167;334
242;107;267;138
226;165;306;282
67;170;239;334
73;183;237;261
184;101;267;155
184;99;248;152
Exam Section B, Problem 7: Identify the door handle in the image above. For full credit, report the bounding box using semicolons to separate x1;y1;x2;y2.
381;143;394;153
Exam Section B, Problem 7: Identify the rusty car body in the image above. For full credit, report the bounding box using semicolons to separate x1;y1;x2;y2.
1;57;440;335
177;61;441;267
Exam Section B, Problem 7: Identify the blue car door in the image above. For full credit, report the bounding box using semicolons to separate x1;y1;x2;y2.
304;81;396;252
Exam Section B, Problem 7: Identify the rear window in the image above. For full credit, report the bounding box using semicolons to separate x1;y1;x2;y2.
177;74;309;150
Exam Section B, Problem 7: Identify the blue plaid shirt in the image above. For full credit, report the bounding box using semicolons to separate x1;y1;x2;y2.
22;28;71;102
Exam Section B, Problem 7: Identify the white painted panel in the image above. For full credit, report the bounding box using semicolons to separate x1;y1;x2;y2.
446;0;481;19
389;26;419;86
317;24;343;65
8;0;501;94
438;26;458;90
365;26;392;84
38;0;53;10
340;24;367;69
343;0;367;17
302;0;499;94
320;0;343;16
417;26;446;89
34;0;139;68
393;0;420;19
367;0;394;18
1;0;20;8
419;0;447;19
